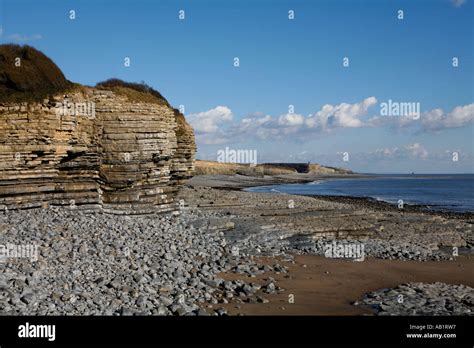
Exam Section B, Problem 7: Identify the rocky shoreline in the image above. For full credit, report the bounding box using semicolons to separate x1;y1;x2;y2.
0;207;279;315
301;194;474;220
0;174;472;316
357;282;473;316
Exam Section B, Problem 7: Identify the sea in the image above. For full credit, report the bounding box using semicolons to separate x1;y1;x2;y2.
245;174;474;213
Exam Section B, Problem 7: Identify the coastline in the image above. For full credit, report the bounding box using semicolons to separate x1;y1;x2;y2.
190;174;474;219
302;194;474;220
0;173;472;316
188;172;370;189
183;174;473;315
184;174;473;259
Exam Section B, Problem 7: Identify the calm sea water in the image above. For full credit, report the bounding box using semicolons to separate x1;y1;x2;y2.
246;174;474;213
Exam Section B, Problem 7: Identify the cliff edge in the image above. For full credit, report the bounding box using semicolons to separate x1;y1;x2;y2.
0;45;196;214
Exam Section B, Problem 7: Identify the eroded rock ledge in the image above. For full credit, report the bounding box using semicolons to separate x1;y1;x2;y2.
0;45;196;214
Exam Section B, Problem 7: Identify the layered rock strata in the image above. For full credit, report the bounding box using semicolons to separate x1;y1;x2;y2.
0;46;196;214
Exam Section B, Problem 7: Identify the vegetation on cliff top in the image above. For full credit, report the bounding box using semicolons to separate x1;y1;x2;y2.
1;44;194;138
95;78;170;106
0;44;73;103
0;44;175;109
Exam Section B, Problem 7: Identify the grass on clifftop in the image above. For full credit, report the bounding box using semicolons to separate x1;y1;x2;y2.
96;79;170;106
0;44;174;107
0;44;73;103
0;44;193;136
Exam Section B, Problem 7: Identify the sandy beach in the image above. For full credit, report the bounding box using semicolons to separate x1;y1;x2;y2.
181;174;474;315
218;255;474;315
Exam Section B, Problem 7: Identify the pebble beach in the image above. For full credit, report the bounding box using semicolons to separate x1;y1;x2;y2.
1;174;473;316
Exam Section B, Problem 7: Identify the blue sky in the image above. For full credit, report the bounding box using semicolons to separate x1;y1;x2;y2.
1;0;473;173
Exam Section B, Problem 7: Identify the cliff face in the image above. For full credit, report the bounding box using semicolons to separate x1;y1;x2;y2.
0;46;196;214
171;110;196;184
307;163;353;174
263;163;353;175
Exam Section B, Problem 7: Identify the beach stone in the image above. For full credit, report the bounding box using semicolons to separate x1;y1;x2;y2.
20;293;36;305
120;307;134;316
215;308;227;316
265;283;276;293
358;282;473;316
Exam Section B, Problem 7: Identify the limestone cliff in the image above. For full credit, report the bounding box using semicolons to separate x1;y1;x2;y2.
0;45;196;214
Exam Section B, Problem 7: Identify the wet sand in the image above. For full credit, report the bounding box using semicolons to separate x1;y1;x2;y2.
182;175;473;315
219;255;474;315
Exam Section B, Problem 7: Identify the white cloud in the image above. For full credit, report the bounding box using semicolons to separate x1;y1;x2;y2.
237;113;273;131
188;100;473;148
369;143;429;160
189;97;379;144
278;113;305;126
228;113;277;140
451;0;466;7
236;97;379;139
368;103;474;132
306;97;377;130
187;106;233;134
421;103;474;131
405;143;429;159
